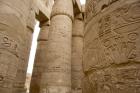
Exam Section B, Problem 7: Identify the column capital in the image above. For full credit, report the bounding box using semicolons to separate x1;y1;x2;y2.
75;13;84;20
38;20;50;41
72;13;84;37
39;20;50;27
51;0;74;21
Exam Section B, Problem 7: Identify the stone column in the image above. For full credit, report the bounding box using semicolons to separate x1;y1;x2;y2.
30;21;50;93
83;0;140;93
72;13;84;93
0;0;33;93
43;0;73;93
13;4;35;93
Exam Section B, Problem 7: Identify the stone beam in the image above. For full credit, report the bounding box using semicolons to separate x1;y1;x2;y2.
73;0;82;14
34;0;51;22
81;5;85;13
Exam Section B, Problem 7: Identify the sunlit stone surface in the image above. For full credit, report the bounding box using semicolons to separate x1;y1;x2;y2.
0;0;35;93
30;21;50;93
42;0;74;93
72;13;84;93
83;0;140;93
0;0;139;93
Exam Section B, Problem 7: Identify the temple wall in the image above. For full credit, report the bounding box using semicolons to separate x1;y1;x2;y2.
83;0;140;93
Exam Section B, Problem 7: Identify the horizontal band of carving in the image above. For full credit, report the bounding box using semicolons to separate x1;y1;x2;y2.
44;68;71;73
72;34;83;38
51;12;74;21
84;61;140;75
37;39;48;42
45;83;71;87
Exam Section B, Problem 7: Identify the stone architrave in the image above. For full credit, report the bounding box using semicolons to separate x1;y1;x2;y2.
0;0;34;93
72;13;84;93
30;21;50;93
83;0;140;93
42;0;73;93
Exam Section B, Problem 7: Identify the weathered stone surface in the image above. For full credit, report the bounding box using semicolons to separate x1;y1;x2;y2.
41;0;73;93
30;21;50;93
51;0;74;20
81;5;85;14
0;0;34;93
82;76;94;93
72;13;84;93
34;0;54;22
13;27;33;93
83;0;140;93
13;1;35;93
86;64;140;93
73;0;82;14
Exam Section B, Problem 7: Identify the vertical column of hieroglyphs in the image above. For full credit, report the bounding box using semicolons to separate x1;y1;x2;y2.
0;0;34;93
83;0;140;93
30;21;50;93
13;0;36;93
43;0;73;93
71;13;84;93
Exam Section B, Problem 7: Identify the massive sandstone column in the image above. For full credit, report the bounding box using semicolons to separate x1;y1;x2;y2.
43;0;73;92
13;2;35;93
83;0;140;93
72;13;84;93
0;0;34;93
30;21;50;93
30;0;54;93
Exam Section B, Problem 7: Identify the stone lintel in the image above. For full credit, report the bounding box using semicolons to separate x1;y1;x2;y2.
81;5;85;13
34;0;50;22
73;0;82;14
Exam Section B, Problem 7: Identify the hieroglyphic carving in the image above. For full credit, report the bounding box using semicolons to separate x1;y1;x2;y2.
45;65;71;73
99;1;140;63
84;1;140;72
87;65;140;93
0;33;19;89
84;0;140;92
0;33;18;56
85;0;119;22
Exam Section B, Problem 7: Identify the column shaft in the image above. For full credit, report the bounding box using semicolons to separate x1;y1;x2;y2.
30;21;50;93
13;2;35;92
0;0;33;93
72;13;84;93
43;0;73;92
